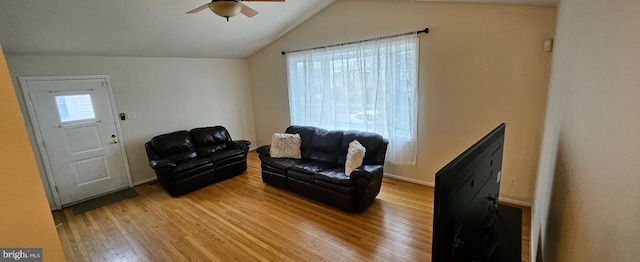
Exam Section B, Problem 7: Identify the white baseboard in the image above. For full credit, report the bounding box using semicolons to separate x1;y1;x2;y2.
383;173;435;187
383;173;532;207
133;177;157;186
498;197;532;207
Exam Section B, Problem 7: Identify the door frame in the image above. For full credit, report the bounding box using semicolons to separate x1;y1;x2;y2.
19;75;133;210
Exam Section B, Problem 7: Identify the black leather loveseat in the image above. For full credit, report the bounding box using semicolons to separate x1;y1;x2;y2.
145;126;250;196
256;126;388;212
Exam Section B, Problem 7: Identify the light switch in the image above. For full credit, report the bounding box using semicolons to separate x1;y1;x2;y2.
544;39;553;52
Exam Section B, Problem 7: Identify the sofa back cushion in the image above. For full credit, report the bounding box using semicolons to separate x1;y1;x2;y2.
285;126;317;159
190;126;232;156
150;130;197;162
310;128;343;165
285;125;388;166
286;126;343;165
339;131;387;166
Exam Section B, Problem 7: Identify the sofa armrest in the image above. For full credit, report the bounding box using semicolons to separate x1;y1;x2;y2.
149;159;176;170
228;140;251;149
350;164;383;180
351;164;384;212
227;140;251;155
256;145;271;157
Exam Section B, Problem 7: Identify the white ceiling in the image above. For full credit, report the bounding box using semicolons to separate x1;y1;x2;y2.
0;0;557;59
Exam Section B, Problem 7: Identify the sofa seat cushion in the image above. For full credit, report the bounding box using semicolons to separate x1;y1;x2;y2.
206;149;244;167
173;158;211;173
315;179;354;195
315;169;354;187
290;162;334;174
260;155;306;170
262;163;287;177
288;169;315;183
173;160;214;181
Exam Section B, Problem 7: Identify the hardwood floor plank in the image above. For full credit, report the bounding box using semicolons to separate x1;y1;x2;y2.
53;151;530;261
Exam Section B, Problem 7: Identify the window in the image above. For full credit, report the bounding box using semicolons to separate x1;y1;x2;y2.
286;34;419;165
55;94;96;123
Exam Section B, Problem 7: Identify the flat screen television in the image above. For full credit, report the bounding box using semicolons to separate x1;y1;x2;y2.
431;123;508;262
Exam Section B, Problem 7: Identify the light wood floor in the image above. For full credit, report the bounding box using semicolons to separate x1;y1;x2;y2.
53;151;530;261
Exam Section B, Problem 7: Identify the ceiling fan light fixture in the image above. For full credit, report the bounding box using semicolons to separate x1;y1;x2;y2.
210;1;243;21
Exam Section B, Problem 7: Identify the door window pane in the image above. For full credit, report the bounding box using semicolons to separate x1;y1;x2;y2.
55;95;96;122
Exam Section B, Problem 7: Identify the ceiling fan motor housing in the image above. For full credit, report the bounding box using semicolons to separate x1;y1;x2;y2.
187;0;282;21
210;1;243;20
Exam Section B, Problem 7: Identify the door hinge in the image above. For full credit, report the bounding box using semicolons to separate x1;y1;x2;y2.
42;141;46;149
54;185;59;192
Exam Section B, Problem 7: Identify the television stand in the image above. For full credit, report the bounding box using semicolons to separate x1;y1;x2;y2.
490;204;522;262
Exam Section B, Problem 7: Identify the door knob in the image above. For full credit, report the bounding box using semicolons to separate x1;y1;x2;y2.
111;139;119;144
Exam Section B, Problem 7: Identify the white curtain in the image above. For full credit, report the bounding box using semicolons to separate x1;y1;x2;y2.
286;34;419;165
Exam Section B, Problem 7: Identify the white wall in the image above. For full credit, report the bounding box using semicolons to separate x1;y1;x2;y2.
249;1;556;203
532;0;640;261
6;55;257;208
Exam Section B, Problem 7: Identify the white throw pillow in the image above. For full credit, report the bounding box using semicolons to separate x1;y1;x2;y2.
345;140;366;176
270;133;302;159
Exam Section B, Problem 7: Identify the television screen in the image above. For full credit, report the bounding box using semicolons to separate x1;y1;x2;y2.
431;123;510;262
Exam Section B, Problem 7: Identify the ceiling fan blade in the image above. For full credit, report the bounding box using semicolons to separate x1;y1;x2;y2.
186;3;210;14
240;3;259;18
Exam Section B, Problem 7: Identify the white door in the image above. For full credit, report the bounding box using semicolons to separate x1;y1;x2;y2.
21;76;131;207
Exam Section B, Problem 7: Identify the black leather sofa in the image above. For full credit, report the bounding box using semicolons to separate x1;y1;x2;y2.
145;126;250;196
256;126;388;212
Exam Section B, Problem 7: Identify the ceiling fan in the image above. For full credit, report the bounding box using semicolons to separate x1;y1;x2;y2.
187;0;285;21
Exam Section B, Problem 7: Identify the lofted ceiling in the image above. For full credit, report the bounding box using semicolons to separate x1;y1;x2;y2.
0;0;557;59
